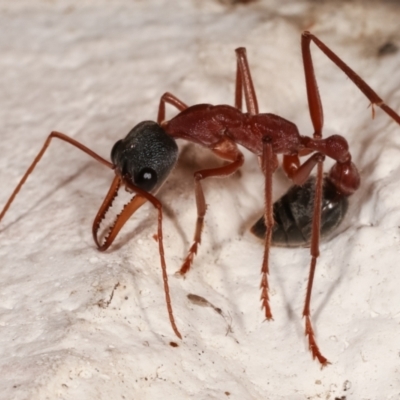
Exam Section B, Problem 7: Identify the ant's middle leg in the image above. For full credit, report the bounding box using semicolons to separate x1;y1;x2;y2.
178;139;244;275
234;48;259;115
259;138;276;320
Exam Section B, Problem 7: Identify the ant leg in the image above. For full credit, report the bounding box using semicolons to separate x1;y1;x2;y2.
126;182;182;339
259;138;276;320
157;92;188;124
234;48;259;115
0;130;181;340
0;131;112;223
283;153;326;186
301;33;331;366
93;177;182;339
178;140;244;275
302;31;400;125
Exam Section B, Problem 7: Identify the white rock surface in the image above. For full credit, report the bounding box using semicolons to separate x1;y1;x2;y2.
0;1;400;399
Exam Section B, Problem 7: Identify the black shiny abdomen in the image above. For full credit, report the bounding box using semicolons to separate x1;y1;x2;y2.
251;176;348;247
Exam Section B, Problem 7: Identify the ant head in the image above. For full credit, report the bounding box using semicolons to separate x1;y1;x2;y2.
111;121;178;193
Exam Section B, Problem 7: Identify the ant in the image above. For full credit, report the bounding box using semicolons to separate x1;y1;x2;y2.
1;31;400;366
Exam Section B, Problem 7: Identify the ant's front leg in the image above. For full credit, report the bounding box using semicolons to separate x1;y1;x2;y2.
0;131;113;223
178;139;244;275
157;92;188;124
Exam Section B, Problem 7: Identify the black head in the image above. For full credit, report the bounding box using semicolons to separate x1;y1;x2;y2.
111;121;178;193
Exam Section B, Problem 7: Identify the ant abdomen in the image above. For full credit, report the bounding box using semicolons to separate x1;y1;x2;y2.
251;176;349;247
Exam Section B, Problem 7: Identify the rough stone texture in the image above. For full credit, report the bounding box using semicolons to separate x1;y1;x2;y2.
0;1;400;399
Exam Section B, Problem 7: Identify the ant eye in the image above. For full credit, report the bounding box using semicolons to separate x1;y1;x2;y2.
135;167;158;192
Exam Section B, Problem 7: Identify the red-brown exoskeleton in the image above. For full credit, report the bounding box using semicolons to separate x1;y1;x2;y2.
1;32;399;366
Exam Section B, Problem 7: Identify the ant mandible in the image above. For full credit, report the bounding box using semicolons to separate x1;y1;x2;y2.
1;31;400;366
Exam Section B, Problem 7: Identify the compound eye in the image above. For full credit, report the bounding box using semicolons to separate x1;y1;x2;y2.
135;167;158;192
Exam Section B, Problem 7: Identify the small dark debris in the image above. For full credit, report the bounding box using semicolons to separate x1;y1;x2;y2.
334;397;346;400
225;392;231;396
218;0;257;4
169;341;179;347
343;380;351;391
378;42;398;56
187;293;237;339
97;282;120;308
187;293;220;313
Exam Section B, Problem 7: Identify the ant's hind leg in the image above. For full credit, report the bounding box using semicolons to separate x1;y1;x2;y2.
178;141;244;275
302;31;400;125
301;31;330;366
234;47;259;115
